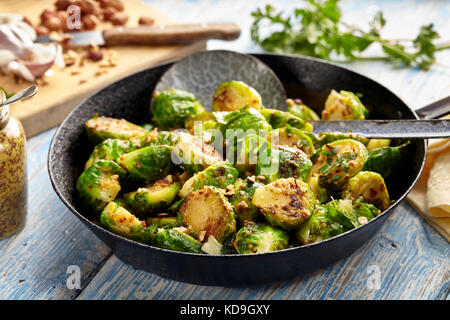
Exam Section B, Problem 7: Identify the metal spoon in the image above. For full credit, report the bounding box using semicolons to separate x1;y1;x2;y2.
0;85;38;107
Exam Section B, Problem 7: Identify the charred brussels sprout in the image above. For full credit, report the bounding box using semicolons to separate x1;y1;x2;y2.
147;215;180;229
118;145;173;184
287;98;320;121
85;116;148;145
260;108;313;132
367;139;391;151
151;88;205;130
321;90;369;120
230;177;265;225
256;146;313;182
234;223;289;254
222;105;271;136
325;199;377;229
99;202;152;243
234;134;270;175
253;178;316;230
212;80;262;112
308;174;328;204
268;126;315;157
173;132;223;173
151;228;203;253
180;186;236;243
313;139;368;187
362;142;409;179
342;171;390;211
179;162;239;198
77;160;126;213
123;179;181;217
85;138;136;170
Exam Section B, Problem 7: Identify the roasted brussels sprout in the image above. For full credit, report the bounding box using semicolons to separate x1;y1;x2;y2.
308;174;328;204
362;142;409;179
342;171;390;211
151;228;203;253
99;202;152;243
179;162;239;197
142;130;177;147
151;88;205;130
123;179;181;217
180;186;236;243
256;146;313;182
367;139;391;151
234;223;289;254
147;215;180;229
77;160;126;213
286;98;320;121
321;90;369;120
85;116;149;145
222;105;272;136
118;145;173;184
326;199;378;229
172;132;223;173
268;126;315;157
230;177;265;225
233;134;270;175
253;178;316;230
313;139;368;186
85;138;136;170
212;80;262;112
184;111;220;143
260;108;313;132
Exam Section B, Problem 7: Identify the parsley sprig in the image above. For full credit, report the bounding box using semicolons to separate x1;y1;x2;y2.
250;0;450;70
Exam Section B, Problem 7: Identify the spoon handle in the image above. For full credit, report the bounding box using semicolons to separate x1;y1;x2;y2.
310;119;450;139
0;85;38;107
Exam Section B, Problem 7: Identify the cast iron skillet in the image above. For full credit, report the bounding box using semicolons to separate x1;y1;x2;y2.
48;53;446;285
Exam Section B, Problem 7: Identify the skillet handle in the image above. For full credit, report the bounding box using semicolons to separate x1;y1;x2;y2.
415;95;450;119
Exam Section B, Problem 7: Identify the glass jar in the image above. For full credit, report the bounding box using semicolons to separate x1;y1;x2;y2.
0;89;27;239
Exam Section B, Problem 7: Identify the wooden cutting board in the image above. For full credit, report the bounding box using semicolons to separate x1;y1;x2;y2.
0;0;206;137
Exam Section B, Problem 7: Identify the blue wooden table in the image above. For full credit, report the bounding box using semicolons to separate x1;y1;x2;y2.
0;0;449;300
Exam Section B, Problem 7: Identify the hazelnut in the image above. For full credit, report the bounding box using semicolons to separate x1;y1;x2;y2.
110;12;128;26
100;0;124;11
102;6;117;21
86;48;104;62
82;14;100;30
138;16;155;26
54;0;71;10
40;9;57;24
55;10;69;31
80;0;101;15
43;16;62;32
35;25;50;36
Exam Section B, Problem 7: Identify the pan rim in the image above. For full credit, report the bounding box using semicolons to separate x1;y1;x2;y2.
48;52;427;258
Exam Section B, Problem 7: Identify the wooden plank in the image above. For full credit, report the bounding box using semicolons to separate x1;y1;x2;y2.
0;129;112;300
0;0;206;138
76;203;449;300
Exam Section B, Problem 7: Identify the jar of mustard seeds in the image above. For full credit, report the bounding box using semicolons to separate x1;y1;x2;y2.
0;89;27;238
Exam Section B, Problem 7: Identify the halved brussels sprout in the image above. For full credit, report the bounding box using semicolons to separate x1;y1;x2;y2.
85;116;148;145
212;80;262;112
179;162;239;198
321;90;369;120
260;108;313;132
230;177;265;225
142;130;177;147
252;178;316;230
147;215;180;229
233;134;270;175
313;139;368;186
151;228;203;253
234;223;289;254
308;174;328;204
367;139;391;151
326;199;378;229
99;202;152;243
172;131;223;173
287;98;320;121
267;126;315;157
151;88;205;130
342;171;390;211
180;186;236;243
222;105;272;136
77;160;126;213
184;111;220;143
256;146;313;183
118;145;173;184
123;179;181;217
85;138;136;170
362;142;409;179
